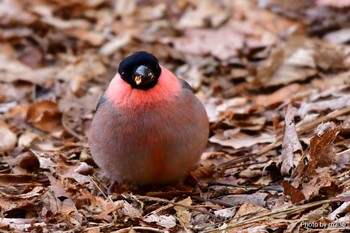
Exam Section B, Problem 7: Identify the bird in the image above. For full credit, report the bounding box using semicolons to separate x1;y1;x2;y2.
88;51;209;186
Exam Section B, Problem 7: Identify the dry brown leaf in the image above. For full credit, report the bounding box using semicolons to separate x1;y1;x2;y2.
328;201;350;220
234;202;268;219
0;0;37;25
286;48;316;68
173;22;247;60
266;65;317;87
17;131;39;148
99;36;131;56
210;130;275;149
115;0;136;16
297;95;350;117
309;122;339;171
0;120;17;152
280;104;302;175
14;151;40;171
0;174;34;186
57;158;94;188
255;84;301;107
117;200;142;219
26;100;63;133
66;28;105;46
174;197;192;227
136;3;166;21
291;122;342;201
46;176;82;226
214;208;236;220
177;0;229;28
282;181;305;204
301;171;333;200
317;0;350;8
219;193;268;207
0;54;56;86
143;214;176;229
324;28;350;44
0;218;45;231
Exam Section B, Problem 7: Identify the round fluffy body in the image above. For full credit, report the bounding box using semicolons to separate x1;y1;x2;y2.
89;60;208;185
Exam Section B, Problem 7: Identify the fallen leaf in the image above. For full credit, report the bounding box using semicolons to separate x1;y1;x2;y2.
14;151;40;171
46;176;82;226
0;120;17;152
17;131;39;148
219;193;268;207
255;84;301;107
0;0;37;25
234;202;268;219
323;28;350;44
115;0;136;16
214;207;236;220
177;0;229;28
328;201;350;220
143;214;176;229
282;181;305;204
210;131;275;149
174;197;192;227
317;0;350;8
173;22;247;60
309;122;339;171
26;100;64;133
280;104;302;175
297;95;350;117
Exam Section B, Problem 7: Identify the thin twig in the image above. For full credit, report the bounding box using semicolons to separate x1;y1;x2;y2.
89;175;114;203
201;198;340;232
134;195;218;221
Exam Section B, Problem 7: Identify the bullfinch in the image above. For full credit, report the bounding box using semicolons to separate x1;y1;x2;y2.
88;51;209;186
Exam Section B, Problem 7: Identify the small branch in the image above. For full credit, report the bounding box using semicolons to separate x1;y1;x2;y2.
134;195;218;221
201;198;340;232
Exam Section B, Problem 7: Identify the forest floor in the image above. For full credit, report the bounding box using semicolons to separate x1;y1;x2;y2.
0;0;350;232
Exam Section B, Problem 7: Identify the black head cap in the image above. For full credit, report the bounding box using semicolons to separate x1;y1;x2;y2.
118;51;161;90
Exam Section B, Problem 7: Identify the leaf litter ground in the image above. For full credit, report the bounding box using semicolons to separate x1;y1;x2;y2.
0;0;349;232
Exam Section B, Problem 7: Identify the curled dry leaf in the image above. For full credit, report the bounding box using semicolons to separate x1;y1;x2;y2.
234;202;268;219
309;122;339;171
17;131;39;148
255;84;301;107
0;120;17;152
26;100;64;133
210;130;275;149
177;0;229;28
46;176;82;226
317;0;350;8
323;28;350;44
15;151;40;171
0;218;45;232
291;122;341;201
280;104;302;175
328;200;350;220
143;214;176;230
297;95;350;117
218;193;268;207
214;208;236;220
74;162;94;175
173;22;246;60
282;181;305;204
0;0;37;25
174;197;192;227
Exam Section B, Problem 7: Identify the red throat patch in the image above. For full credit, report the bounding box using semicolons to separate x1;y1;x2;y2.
106;66;181;109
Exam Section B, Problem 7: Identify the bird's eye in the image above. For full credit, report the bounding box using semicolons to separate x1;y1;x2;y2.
148;72;155;79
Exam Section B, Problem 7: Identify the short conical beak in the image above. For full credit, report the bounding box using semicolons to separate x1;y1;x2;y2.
133;65;155;86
